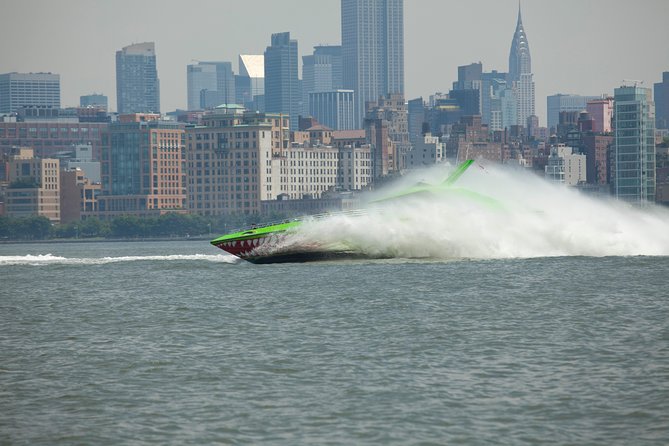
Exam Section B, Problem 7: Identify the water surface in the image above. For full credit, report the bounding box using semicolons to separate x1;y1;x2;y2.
1;241;668;444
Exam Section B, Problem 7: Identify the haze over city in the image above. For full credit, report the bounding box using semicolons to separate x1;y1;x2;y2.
2;0;668;125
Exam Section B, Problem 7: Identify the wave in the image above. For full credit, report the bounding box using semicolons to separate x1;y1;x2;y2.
0;253;239;266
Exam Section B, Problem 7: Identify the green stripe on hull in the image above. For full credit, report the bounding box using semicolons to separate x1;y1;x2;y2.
210;220;301;245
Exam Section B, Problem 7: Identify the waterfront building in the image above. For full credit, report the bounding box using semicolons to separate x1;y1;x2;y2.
5;148;60;222
342;0;404;127
613;84;655;203
654;72;669;130
544;144;586;186
264;32;300;131
405;133;444;169
185;105;371;216
507;7;535;128
0;114;107;160
0;72;60;114
547;94;599;133
186;105;288;215
308;90;355;131
80;94;108;110
60;167;101;223
98;114;186;218
115;42;160;113
187;61;235;110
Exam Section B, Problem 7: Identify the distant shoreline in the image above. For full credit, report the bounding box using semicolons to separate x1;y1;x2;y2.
0;236;213;245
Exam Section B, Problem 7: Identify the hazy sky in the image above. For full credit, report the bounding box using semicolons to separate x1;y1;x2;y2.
1;0;668;126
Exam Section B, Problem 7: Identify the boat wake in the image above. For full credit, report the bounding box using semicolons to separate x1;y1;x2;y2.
295;162;669;260
0;253;239;266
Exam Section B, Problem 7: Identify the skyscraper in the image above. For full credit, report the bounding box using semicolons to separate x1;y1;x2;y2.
302;45;343;116
116;42;160;113
308;90;355;130
480;70;507;130
0;72;60;114
187;61;235;110
264;32;300;131
613;84;655;203
654;71;669;129
341;0;404;127
236;55;265;111
507;6;535;128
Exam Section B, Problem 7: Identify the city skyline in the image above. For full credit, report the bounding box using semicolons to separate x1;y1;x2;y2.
1;0;668;126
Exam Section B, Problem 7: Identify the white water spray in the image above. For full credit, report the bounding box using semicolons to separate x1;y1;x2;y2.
296;162;669;259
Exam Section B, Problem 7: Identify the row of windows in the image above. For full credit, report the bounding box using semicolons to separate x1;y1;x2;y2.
0;127;100;138
192;185;257;193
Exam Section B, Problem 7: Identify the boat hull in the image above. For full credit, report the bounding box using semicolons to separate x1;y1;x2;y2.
211;232;376;263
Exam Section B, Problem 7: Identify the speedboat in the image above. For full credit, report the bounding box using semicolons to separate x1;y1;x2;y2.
211;159;477;263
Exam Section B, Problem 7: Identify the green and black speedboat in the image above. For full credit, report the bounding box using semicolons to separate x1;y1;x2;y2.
211;159;480;263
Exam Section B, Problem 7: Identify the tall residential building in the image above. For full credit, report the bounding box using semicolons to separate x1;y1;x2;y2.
302;45;343;116
613;85;655;203
480;71;507;130
264;32;300;131
187;61;235;111
98;114;186;217
342;0;404;127
0;72;60;114
507;6;535;128
80;93;108;110
115;42;160;113
654;72;669;129
547;94;599;133
309;90;356;130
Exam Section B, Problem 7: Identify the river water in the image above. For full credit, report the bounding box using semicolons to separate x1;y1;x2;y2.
1;240;668;444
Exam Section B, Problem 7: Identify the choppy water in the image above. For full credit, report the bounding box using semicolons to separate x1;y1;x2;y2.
1;240;668;445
